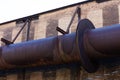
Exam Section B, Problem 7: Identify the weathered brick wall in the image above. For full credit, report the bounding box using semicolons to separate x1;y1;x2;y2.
0;0;120;80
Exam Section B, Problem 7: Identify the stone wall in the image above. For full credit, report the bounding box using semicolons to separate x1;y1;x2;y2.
0;0;120;80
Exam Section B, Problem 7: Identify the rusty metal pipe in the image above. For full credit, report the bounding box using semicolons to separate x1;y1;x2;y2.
85;24;120;56
0;19;120;73
0;31;81;70
2;33;80;65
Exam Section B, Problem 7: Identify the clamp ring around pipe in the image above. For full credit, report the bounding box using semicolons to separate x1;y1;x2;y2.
77;19;99;73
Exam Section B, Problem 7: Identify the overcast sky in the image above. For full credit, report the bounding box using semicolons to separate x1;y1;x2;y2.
0;0;87;23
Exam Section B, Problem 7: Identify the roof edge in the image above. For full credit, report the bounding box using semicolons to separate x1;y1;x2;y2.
0;0;92;25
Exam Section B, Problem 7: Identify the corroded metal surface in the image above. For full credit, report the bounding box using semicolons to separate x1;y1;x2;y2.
0;29;80;70
84;24;120;60
87;24;120;56
0;19;120;73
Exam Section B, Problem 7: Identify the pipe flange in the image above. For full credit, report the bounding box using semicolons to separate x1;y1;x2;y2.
77;19;99;73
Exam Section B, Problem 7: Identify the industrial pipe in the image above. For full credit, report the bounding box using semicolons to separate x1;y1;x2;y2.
0;19;120;73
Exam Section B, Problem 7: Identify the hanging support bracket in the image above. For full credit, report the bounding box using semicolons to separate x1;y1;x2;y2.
1;19;30;45
56;7;81;35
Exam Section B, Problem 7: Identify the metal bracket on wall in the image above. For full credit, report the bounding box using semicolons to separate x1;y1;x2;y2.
1;18;31;45
56;7;81;35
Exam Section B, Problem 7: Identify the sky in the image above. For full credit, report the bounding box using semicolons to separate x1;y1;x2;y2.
0;0;87;24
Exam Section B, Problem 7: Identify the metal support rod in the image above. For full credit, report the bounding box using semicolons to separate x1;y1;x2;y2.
56;27;68;35
77;7;81;22
56;7;81;34
1;19;29;45
12;19;29;43
26;20;31;41
66;7;80;33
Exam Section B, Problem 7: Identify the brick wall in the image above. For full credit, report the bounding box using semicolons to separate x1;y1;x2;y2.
0;0;120;80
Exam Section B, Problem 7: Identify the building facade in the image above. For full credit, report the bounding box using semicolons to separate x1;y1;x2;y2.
0;0;120;80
